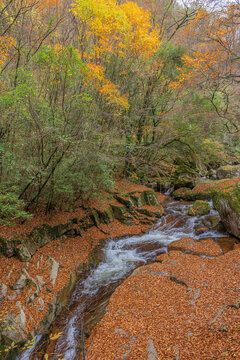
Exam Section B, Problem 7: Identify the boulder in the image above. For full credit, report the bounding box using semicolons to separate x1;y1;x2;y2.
110;204;135;225
173;164;198;190
212;181;240;239
188;200;211;216
216;164;240;179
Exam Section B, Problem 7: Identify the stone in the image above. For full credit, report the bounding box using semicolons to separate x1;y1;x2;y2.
96;207;114;224
212;181;240;239
37;297;45;312
12;274;27;290
203;216;220;229
48;257;59;285
0;237;18;257
188;200;211;216
90;210;101;227
114;195;135;212
143;190;159;207
216;164;240;180
136;207;163;218
110;204;135;225
0;283;7;302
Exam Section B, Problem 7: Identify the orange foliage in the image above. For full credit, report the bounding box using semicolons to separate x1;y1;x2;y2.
173;5;240;88
0;36;15;67
86;63;129;109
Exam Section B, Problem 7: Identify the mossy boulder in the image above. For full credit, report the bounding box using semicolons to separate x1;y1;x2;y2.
212;181;240;238
114;195;135;212
216;164;240;180
110;204;135;225
91;206;114;225
143;190;160;206
172;179;239;201
188;200;211;216
128;190;159;208
173;164;198;190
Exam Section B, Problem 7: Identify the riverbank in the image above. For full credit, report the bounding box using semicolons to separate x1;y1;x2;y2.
86;237;240;359
0;180;166;355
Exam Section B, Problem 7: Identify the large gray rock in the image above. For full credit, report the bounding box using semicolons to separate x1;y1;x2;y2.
212;181;240;239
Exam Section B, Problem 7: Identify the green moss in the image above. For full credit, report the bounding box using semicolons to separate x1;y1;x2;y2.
212;181;240;216
188;200;211;216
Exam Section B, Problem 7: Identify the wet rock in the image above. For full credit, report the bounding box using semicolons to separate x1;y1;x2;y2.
129;192;146;207
203;216;220;229
194;226;209;235
188;200;211;216
212;181;240;239
216;164;240;179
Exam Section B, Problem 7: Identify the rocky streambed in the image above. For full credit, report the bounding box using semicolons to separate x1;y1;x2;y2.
17;197;239;359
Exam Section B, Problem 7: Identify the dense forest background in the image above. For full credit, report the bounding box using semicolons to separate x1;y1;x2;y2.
0;0;239;223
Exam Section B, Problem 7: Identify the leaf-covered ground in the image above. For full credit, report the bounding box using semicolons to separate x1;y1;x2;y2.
86;238;240;359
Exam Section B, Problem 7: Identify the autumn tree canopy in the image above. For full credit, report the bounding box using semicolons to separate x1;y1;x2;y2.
0;0;239;222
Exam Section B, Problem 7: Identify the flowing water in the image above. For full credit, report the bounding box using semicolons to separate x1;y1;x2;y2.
17;198;238;360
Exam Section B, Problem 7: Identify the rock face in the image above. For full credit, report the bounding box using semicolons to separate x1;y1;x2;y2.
213;181;240;239
188;200;211;216
91;189;163;227
216;164;240;179
0;219;82;262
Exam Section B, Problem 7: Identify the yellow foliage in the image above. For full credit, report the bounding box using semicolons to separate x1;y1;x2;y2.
71;0;160;59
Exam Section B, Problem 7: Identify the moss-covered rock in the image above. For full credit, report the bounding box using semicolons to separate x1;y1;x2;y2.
143;190;159;206
212;181;240;238
114;195;135;212
136;207;163;218
188;200;211;216
216;164;240;180
173;179;240;201
2;219;85;262
173;164;198;190
96;207;114;225
110;204;135;225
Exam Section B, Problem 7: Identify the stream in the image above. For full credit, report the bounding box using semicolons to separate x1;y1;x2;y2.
18;198;238;360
